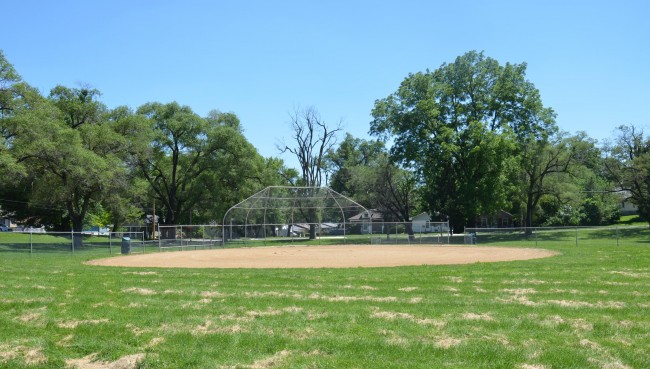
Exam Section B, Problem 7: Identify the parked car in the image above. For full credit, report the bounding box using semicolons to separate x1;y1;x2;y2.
0;225;12;232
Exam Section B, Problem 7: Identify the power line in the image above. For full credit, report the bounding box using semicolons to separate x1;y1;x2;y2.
0;198;66;211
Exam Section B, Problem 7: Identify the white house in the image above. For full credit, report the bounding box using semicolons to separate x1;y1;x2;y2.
617;191;639;215
348;209;383;234
411;213;449;233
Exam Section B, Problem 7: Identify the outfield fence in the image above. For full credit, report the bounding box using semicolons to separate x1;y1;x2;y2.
464;225;650;247
0;231;146;255
156;225;223;250
4;223;646;256
127;221;453;250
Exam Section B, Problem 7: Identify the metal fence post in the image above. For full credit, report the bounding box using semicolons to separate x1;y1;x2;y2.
616;226;619;247
71;230;75;255
109;232;112;255
30;231;33;256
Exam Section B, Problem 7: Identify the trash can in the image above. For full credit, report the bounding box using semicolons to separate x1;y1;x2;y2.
121;237;131;254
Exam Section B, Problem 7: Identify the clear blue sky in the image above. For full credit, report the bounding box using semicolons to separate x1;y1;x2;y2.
3;0;649;168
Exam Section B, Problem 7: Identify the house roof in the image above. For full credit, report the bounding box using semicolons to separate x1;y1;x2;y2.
349;209;384;222
292;223;339;231
411;212;431;221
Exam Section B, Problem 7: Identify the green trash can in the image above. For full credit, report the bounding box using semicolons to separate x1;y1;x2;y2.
121;237;131;254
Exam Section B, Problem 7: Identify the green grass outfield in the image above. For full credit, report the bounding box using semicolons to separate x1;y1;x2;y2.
0;230;649;368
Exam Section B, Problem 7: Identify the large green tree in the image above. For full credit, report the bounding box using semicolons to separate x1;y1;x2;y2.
133;102;265;234
326;134;419;239
371;51;555;232
10;86;131;245
604;125;650;226
515;132;601;229
326;133;385;196
0;50;35;178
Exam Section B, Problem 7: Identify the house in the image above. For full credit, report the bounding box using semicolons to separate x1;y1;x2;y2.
349;210;451;235
411;213;450;233
348;209;383;234
0;216;17;231
277;223;341;237
476;210;513;228
616;191;639;215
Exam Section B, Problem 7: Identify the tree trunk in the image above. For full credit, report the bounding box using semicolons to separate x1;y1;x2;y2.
406;223;415;242
308;207;318;240
71;216;84;249
525;198;534;236
309;224;317;240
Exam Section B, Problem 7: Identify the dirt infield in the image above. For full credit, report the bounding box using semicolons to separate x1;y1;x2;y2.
87;245;558;269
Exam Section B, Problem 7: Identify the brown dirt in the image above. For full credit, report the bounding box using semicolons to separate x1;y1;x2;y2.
65;353;145;369
86;245;557;269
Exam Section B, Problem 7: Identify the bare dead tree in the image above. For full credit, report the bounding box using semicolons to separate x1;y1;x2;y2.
278;106;342;238
279;106;342;187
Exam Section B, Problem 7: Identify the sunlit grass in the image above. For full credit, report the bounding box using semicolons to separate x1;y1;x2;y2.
0;228;649;368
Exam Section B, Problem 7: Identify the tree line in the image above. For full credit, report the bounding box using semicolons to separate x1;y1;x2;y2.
1;50;648;237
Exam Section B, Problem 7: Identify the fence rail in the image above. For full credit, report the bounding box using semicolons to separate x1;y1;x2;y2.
6;222;643;256
0;221;452;255
154;222;451;249
0;231;145;256
463;226;650;247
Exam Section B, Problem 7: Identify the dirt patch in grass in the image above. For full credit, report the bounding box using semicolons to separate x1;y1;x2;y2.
496;294;538;306
221;350;292;369
57;319;109;329
371;310;445;327
571;319;593;331
57;335;75;347
0;345;46;365
145;337;164;349
246;306;303;317
462;312;494;321
444;276;464;283
18;308;45;323
66;353;145;369
87;245;557;269
122;287;157;295
122;271;158;275
309;292;398;303
249;350;291;369
398;287;418;292
193;321;246;335
501;288;537;295
610;270;649;278
546;300;626;309
434;337;462;349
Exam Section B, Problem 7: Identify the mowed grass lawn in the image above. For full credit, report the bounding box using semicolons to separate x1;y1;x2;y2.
1;233;649;368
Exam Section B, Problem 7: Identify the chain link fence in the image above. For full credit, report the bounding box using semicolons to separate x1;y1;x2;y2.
0;231;145;255
156;225;223;251
154;222;452;250
9;222;644;256
463;226;650;247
